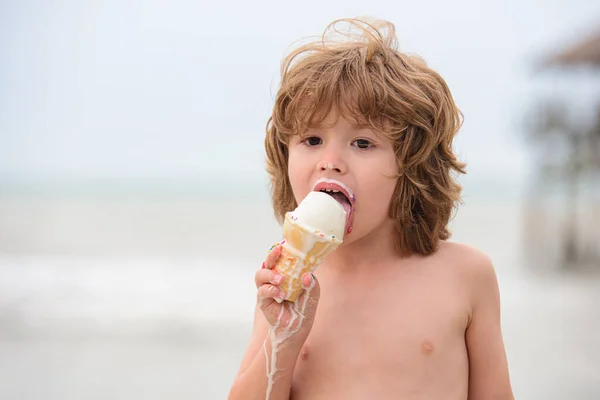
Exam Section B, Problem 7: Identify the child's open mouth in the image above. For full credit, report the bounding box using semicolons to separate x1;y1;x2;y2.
312;178;356;235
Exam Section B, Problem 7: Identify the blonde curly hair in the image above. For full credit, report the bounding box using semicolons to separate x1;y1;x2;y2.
264;17;467;256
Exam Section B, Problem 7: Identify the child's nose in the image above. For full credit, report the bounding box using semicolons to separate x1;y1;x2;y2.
318;153;348;174
319;162;343;173
317;140;348;174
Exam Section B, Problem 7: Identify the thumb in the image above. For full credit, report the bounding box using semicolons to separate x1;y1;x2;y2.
300;272;320;305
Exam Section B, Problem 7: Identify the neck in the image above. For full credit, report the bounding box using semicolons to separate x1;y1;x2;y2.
322;219;402;274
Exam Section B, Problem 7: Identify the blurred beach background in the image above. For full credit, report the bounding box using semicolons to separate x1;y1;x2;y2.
1;1;600;399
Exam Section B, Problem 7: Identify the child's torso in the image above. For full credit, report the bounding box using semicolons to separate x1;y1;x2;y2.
290;251;471;400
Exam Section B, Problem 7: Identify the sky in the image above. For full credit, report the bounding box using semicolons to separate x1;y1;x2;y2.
1;0;599;190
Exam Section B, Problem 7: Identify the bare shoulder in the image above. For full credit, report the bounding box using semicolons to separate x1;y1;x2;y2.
436;241;499;300
437;241;495;277
437;241;491;265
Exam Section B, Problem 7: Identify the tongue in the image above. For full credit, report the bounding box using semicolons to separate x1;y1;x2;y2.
329;192;352;217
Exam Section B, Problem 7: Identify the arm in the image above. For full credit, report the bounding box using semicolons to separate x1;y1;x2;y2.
229;247;320;400
228;303;306;400
465;254;514;400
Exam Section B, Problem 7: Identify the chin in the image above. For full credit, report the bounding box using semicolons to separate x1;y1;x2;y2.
339;226;365;246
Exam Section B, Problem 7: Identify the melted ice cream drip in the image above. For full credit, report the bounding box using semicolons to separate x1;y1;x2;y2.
263;279;315;400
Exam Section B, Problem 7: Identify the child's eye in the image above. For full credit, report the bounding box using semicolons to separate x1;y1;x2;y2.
352;139;374;150
302;136;323;146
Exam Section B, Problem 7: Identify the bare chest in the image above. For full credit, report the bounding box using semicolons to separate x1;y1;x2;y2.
290;269;470;399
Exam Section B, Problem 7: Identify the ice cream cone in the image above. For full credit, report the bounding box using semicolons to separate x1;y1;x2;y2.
273;212;343;302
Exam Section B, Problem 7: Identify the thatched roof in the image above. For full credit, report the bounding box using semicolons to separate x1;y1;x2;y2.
545;29;600;67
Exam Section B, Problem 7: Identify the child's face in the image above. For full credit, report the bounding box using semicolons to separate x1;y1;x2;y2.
287;110;399;244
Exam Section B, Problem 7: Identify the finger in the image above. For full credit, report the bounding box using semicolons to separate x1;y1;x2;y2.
267;239;285;253
254;268;284;288
257;284;286;306
264;244;283;270
299;272;320;301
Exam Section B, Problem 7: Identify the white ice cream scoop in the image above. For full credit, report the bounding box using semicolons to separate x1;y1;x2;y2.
291;191;347;238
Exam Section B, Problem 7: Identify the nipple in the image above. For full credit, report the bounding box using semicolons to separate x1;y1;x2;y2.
300;346;309;361
420;340;434;355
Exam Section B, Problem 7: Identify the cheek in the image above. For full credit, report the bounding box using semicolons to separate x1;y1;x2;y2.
287;150;312;200
287;153;301;182
358;161;398;215
382;158;400;201
365;179;396;209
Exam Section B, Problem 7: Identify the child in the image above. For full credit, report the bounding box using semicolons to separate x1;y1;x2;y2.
229;17;513;400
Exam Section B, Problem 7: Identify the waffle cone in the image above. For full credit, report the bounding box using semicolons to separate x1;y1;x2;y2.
273;213;343;302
